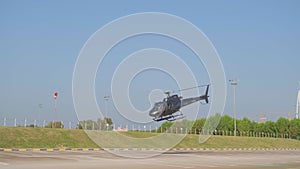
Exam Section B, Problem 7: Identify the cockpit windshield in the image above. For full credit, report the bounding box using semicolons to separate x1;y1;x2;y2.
150;102;163;112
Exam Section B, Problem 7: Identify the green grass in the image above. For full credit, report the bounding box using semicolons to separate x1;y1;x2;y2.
117;131;300;149
177;135;300;149
1;127;300;149
0;127;98;148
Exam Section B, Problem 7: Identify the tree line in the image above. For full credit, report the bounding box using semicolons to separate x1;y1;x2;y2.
158;114;300;139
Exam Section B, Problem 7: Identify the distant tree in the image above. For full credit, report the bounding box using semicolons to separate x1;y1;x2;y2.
207;113;221;130
258;123;265;133
264;121;277;134
156;115;300;140
79;120;97;130
96;119;105;130
45;121;64;128
157;121;173;133
192;118;206;134
96;118;113;130
217;115;233;132
77;122;83;129
78;118;113;130
237;117;252;133
104;117;113;126
289;118;300;139
172;119;193;130
251;121;256;132
276;117;290;137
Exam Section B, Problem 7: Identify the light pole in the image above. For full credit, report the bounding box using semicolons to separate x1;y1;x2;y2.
229;79;238;136
38;104;42;127
54;92;58;128
296;82;300;119
104;96;110;130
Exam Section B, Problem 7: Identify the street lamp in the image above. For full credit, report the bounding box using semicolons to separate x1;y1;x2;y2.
53;92;58;128
229;78;238;136
104;96;110;130
37;104;43;127
296;81;300;119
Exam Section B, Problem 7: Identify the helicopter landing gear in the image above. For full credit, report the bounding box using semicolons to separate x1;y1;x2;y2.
167;114;185;121
153;112;185;122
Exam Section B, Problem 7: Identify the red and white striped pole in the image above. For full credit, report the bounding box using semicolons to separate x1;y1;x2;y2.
54;92;58;128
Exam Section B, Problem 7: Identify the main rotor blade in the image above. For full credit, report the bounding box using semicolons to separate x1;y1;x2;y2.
177;84;210;92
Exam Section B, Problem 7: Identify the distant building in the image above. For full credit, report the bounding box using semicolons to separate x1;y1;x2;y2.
259;115;266;123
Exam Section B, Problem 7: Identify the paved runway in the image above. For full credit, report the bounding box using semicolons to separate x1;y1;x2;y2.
0;150;300;169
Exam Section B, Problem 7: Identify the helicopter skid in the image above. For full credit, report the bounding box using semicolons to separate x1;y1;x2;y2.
153;114;185;122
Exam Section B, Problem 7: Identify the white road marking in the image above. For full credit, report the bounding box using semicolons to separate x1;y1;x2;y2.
0;162;9;165
163;164;194;168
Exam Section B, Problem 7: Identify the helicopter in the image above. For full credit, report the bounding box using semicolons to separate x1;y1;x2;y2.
149;84;210;122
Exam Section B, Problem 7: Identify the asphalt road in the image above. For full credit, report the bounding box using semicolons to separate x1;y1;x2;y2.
0;150;300;169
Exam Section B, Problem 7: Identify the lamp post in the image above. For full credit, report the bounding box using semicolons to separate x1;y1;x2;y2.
53;92;58;128
229;79;238;136
296;82;300;119
104;96;110;130
38;104;42;127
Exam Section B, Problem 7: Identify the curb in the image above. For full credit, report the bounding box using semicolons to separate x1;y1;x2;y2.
0;148;299;152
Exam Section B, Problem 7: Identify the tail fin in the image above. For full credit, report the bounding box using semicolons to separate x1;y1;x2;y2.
205;85;209;103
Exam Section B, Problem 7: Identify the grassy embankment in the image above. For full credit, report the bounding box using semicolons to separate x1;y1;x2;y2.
1;127;300;149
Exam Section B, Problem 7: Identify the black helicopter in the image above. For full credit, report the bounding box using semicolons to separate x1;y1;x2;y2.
149;85;210;122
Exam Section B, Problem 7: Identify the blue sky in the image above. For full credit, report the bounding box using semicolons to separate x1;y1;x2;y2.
0;1;299;127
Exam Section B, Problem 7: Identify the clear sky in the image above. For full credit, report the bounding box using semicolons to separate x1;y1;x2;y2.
0;1;299;127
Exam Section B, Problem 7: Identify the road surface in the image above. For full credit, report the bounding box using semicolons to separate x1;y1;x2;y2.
0;150;300;169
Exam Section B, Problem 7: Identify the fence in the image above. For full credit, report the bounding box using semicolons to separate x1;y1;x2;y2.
162;127;291;139
0;117;77;129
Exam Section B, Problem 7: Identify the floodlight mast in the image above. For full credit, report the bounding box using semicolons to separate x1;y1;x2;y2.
229;79;238;136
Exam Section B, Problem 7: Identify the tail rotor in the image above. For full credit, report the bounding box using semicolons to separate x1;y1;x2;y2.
204;85;209;104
